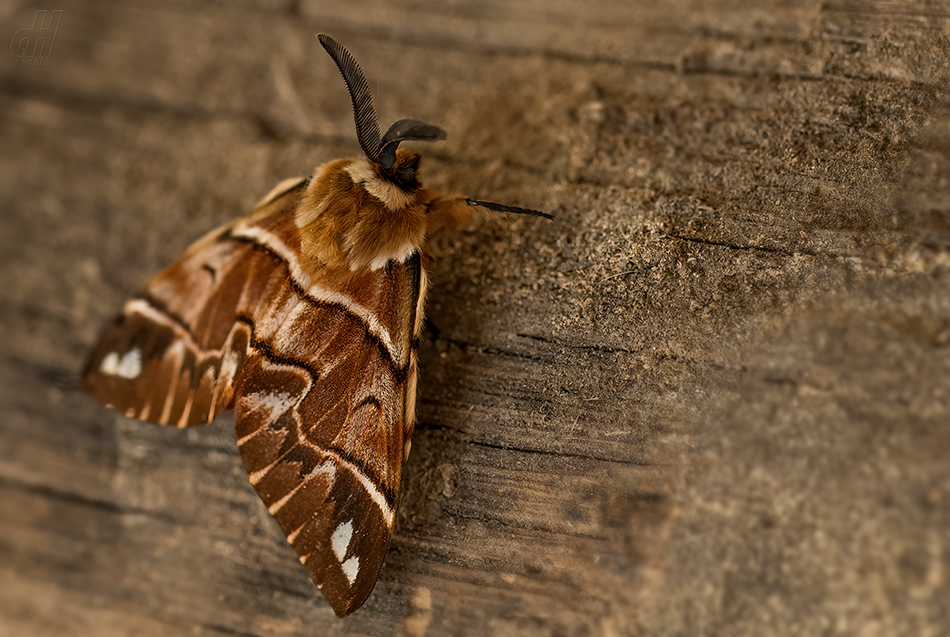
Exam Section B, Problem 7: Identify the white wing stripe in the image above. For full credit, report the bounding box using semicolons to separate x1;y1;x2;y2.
230;225;404;366
231;224;312;290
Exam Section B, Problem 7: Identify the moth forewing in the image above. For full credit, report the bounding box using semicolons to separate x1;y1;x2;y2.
83;33;546;617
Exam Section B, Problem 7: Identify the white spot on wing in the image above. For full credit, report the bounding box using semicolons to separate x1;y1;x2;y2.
331;520;353;563
119;348;141;378
99;348;141;379
100;352;119;375
341;556;360;586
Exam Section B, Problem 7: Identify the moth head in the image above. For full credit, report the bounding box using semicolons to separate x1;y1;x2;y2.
318;34;445;189
377;146;423;191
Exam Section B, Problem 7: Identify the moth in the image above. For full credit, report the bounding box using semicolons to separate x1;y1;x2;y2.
82;34;548;616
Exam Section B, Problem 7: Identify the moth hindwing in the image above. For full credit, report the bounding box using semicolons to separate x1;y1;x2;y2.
83;34;547;617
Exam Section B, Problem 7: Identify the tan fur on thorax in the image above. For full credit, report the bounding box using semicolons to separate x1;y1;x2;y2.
344;161;415;212
295;152;474;275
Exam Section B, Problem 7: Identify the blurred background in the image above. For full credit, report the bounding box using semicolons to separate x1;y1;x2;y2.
2;1;948;635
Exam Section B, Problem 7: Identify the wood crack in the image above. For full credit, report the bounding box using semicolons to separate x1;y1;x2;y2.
0;474;175;522
467;436;652;468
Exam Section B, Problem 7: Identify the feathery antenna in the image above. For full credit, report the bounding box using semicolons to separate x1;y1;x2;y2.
318;34;447;174
317;34;383;164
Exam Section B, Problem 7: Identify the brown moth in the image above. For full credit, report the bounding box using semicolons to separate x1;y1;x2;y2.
82;34;548;617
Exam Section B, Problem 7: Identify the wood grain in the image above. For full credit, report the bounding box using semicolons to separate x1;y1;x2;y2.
1;1;948;635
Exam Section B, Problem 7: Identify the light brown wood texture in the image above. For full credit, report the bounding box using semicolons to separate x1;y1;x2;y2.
2;1;948;635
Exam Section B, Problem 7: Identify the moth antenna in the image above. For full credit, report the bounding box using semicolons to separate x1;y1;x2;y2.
380;119;446;171
317;33;383;164
466;198;554;220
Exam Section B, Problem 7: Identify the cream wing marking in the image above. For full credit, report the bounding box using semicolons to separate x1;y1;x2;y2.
119;299;249;426
125;298;201;353
245;433;395;529
235;357;396;528
332;520;360;586
230;223;406;366
113;302;399;527
158;340;186;425
230;223;313;290
237;390;297;443
271;460;338;521
91;195;419;614
253;176;307;209
341;557;360;586
99;347;142;379
117;232;407;527
331;520;353;562
303;282;403;366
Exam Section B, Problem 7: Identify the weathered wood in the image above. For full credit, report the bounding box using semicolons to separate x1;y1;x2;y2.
1;1;948;635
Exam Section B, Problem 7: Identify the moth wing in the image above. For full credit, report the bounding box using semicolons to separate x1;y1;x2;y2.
83;175;425;616
234;252;425;617
82;178;308;427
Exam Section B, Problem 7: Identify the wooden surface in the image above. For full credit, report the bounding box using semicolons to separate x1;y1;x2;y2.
2;1;948;635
